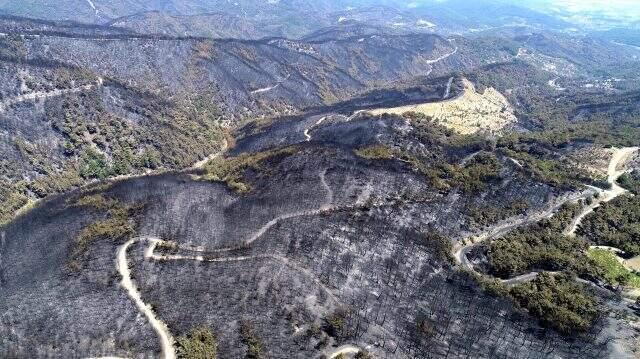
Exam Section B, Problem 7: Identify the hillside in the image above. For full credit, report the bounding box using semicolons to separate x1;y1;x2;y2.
2;1;640;358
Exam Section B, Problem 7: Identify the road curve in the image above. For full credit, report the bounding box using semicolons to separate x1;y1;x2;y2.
426;47;458;65
145;238;342;305
243;168;333;246
109;169;337;357
453;190;591;269
327;344;362;358
455;147;638;288
190;139;229;170
118;238;176;359
565;147;638;236
304;115;327;141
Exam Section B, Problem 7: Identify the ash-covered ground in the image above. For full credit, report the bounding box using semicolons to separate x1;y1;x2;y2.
1;112;637;358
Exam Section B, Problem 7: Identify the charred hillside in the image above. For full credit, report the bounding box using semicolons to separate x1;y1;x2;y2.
2;4;640;359
2;112;632;358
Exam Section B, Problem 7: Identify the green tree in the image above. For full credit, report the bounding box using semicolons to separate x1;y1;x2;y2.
177;327;218;359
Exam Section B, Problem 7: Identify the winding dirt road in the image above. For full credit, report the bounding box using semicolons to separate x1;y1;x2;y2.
118;238;176;359
303;115;327;141
112;169;337;357
454;191;592;269
427;47;458;65
0;77;103;113
190;139;229;170
455;147;638;288
244;168;333;246
327;344;362;358
425;46;458;77
565;147;639;236
250;74;291;95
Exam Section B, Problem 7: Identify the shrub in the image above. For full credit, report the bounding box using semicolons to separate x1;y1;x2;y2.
510;273;598;335
79;148;111;179
176;327;218;359
354;350;373;359
69;197;143;270
578;195;640;256
423;231;453;263
617;170;640;195
203;146;298;193
452;152;501;193
239;320;264;359
73;194;118;210
354;145;396;160
322;310;350;338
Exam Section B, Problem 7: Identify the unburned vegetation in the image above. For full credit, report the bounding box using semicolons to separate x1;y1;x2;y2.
355;143;501;194
239;320;264;359
486;202;602;279
510;273;599;335
176;326;218;359
203;146;299;193
588;249;640;289
68;194;143;271
474;271;600;336
578;195;640;256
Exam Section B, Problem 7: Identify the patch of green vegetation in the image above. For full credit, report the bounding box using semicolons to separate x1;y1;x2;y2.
498;147;589;189
470;61;640;147
471;270;598;335
469;200;530;227
1;87;227;226
578;195;640;256
28;166;84;198
407;112;489;150
72;193;118;210
472;271;512;298
177;326;218;359
354;145;395;160
355;144;501;194
453;152;501;193
423;231;454;263
588;249;640;288
617;169;640;195
488;231;591;278
0;184;29;226
51;67;96;89
79;148;112;179
203;146;298;193
322;309;349;338
68;195;143;271
239;320;264;359
72;210;136;258
486;202;600;279
354;350;373;359
510;273;598;335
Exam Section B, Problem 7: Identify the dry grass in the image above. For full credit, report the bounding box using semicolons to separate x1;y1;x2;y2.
367;78;516;135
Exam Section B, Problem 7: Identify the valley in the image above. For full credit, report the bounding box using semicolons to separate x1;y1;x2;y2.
1;1;640;359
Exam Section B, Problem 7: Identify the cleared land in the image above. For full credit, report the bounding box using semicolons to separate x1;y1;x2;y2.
587;249;640;288
367;78;516;135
